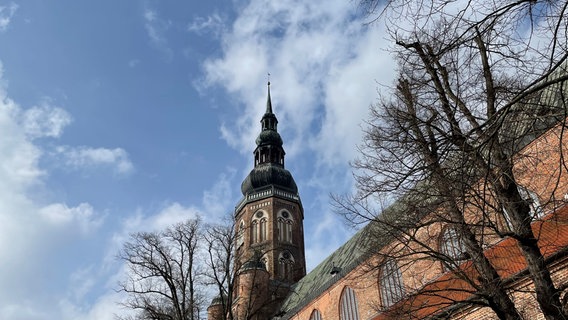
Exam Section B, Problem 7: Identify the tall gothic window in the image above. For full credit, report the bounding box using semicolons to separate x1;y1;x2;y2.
251;211;267;244
309;309;323;320
379;258;405;308
278;251;295;280
277;211;293;243
340;286;360;320
251;220;257;244
439;227;467;266
259;218;267;242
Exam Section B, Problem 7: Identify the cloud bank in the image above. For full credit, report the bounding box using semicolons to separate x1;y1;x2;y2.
0;61;136;319
195;0;395;269
0;2;17;32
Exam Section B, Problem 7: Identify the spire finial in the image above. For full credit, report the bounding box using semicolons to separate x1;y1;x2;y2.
266;75;273;114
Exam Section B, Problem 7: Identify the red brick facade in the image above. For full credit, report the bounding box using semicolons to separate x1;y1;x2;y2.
282;121;568;320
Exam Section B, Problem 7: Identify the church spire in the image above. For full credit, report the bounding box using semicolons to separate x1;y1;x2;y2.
234;81;306;298
260;81;277;132
240;82;298;196
266;81;273;114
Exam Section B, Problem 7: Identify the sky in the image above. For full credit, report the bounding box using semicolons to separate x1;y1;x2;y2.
0;0;395;319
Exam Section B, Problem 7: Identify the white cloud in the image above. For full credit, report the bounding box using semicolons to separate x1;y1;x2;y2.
199;0;394;166
0;60;110;319
197;0;395;276
21;102;73;139
202;169;237;218
147;202;201;230
0;69;44;191
144;9;161;44
119;169;236;235
0;303;48;320
55;146;134;175
144;8;156;22
143;6;173;59
316;27;394;167
188;13;225;36
39;202;103;235
68;266;97;300
0;2;18;32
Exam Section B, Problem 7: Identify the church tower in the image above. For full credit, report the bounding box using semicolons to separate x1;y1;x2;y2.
232;82;306;319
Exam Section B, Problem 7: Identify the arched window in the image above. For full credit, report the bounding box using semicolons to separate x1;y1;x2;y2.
439;227;467;264
236;220;245;248
379;258;405;308
309;309;323;320
340;286;360;320
259;218;267;242
277;210;294;243
251;220;257;244
251;211;267;244
278;251;295;281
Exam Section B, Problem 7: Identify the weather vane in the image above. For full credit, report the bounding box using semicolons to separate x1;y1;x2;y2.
268;72;271;86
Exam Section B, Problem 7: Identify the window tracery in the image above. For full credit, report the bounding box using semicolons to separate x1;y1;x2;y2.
379;258;405;308
340;286;360;320
309;309;322;320
251;211;267;244
439;227;467;263
277;210;294;243
278;250;295;280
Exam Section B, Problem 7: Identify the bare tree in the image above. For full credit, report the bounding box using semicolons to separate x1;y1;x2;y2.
337;0;568;319
203;218;285;320
203;220;237;320
118;215;280;320
118;218;204;320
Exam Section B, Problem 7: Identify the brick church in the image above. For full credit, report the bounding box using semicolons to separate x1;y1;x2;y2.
207;77;568;319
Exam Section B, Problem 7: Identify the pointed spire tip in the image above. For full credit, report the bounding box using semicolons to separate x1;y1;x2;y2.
265;80;273;114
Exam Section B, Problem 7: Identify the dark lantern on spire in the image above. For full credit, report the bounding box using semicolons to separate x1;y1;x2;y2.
240;82;298;195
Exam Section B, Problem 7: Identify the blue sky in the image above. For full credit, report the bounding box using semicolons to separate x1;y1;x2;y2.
0;0;395;318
